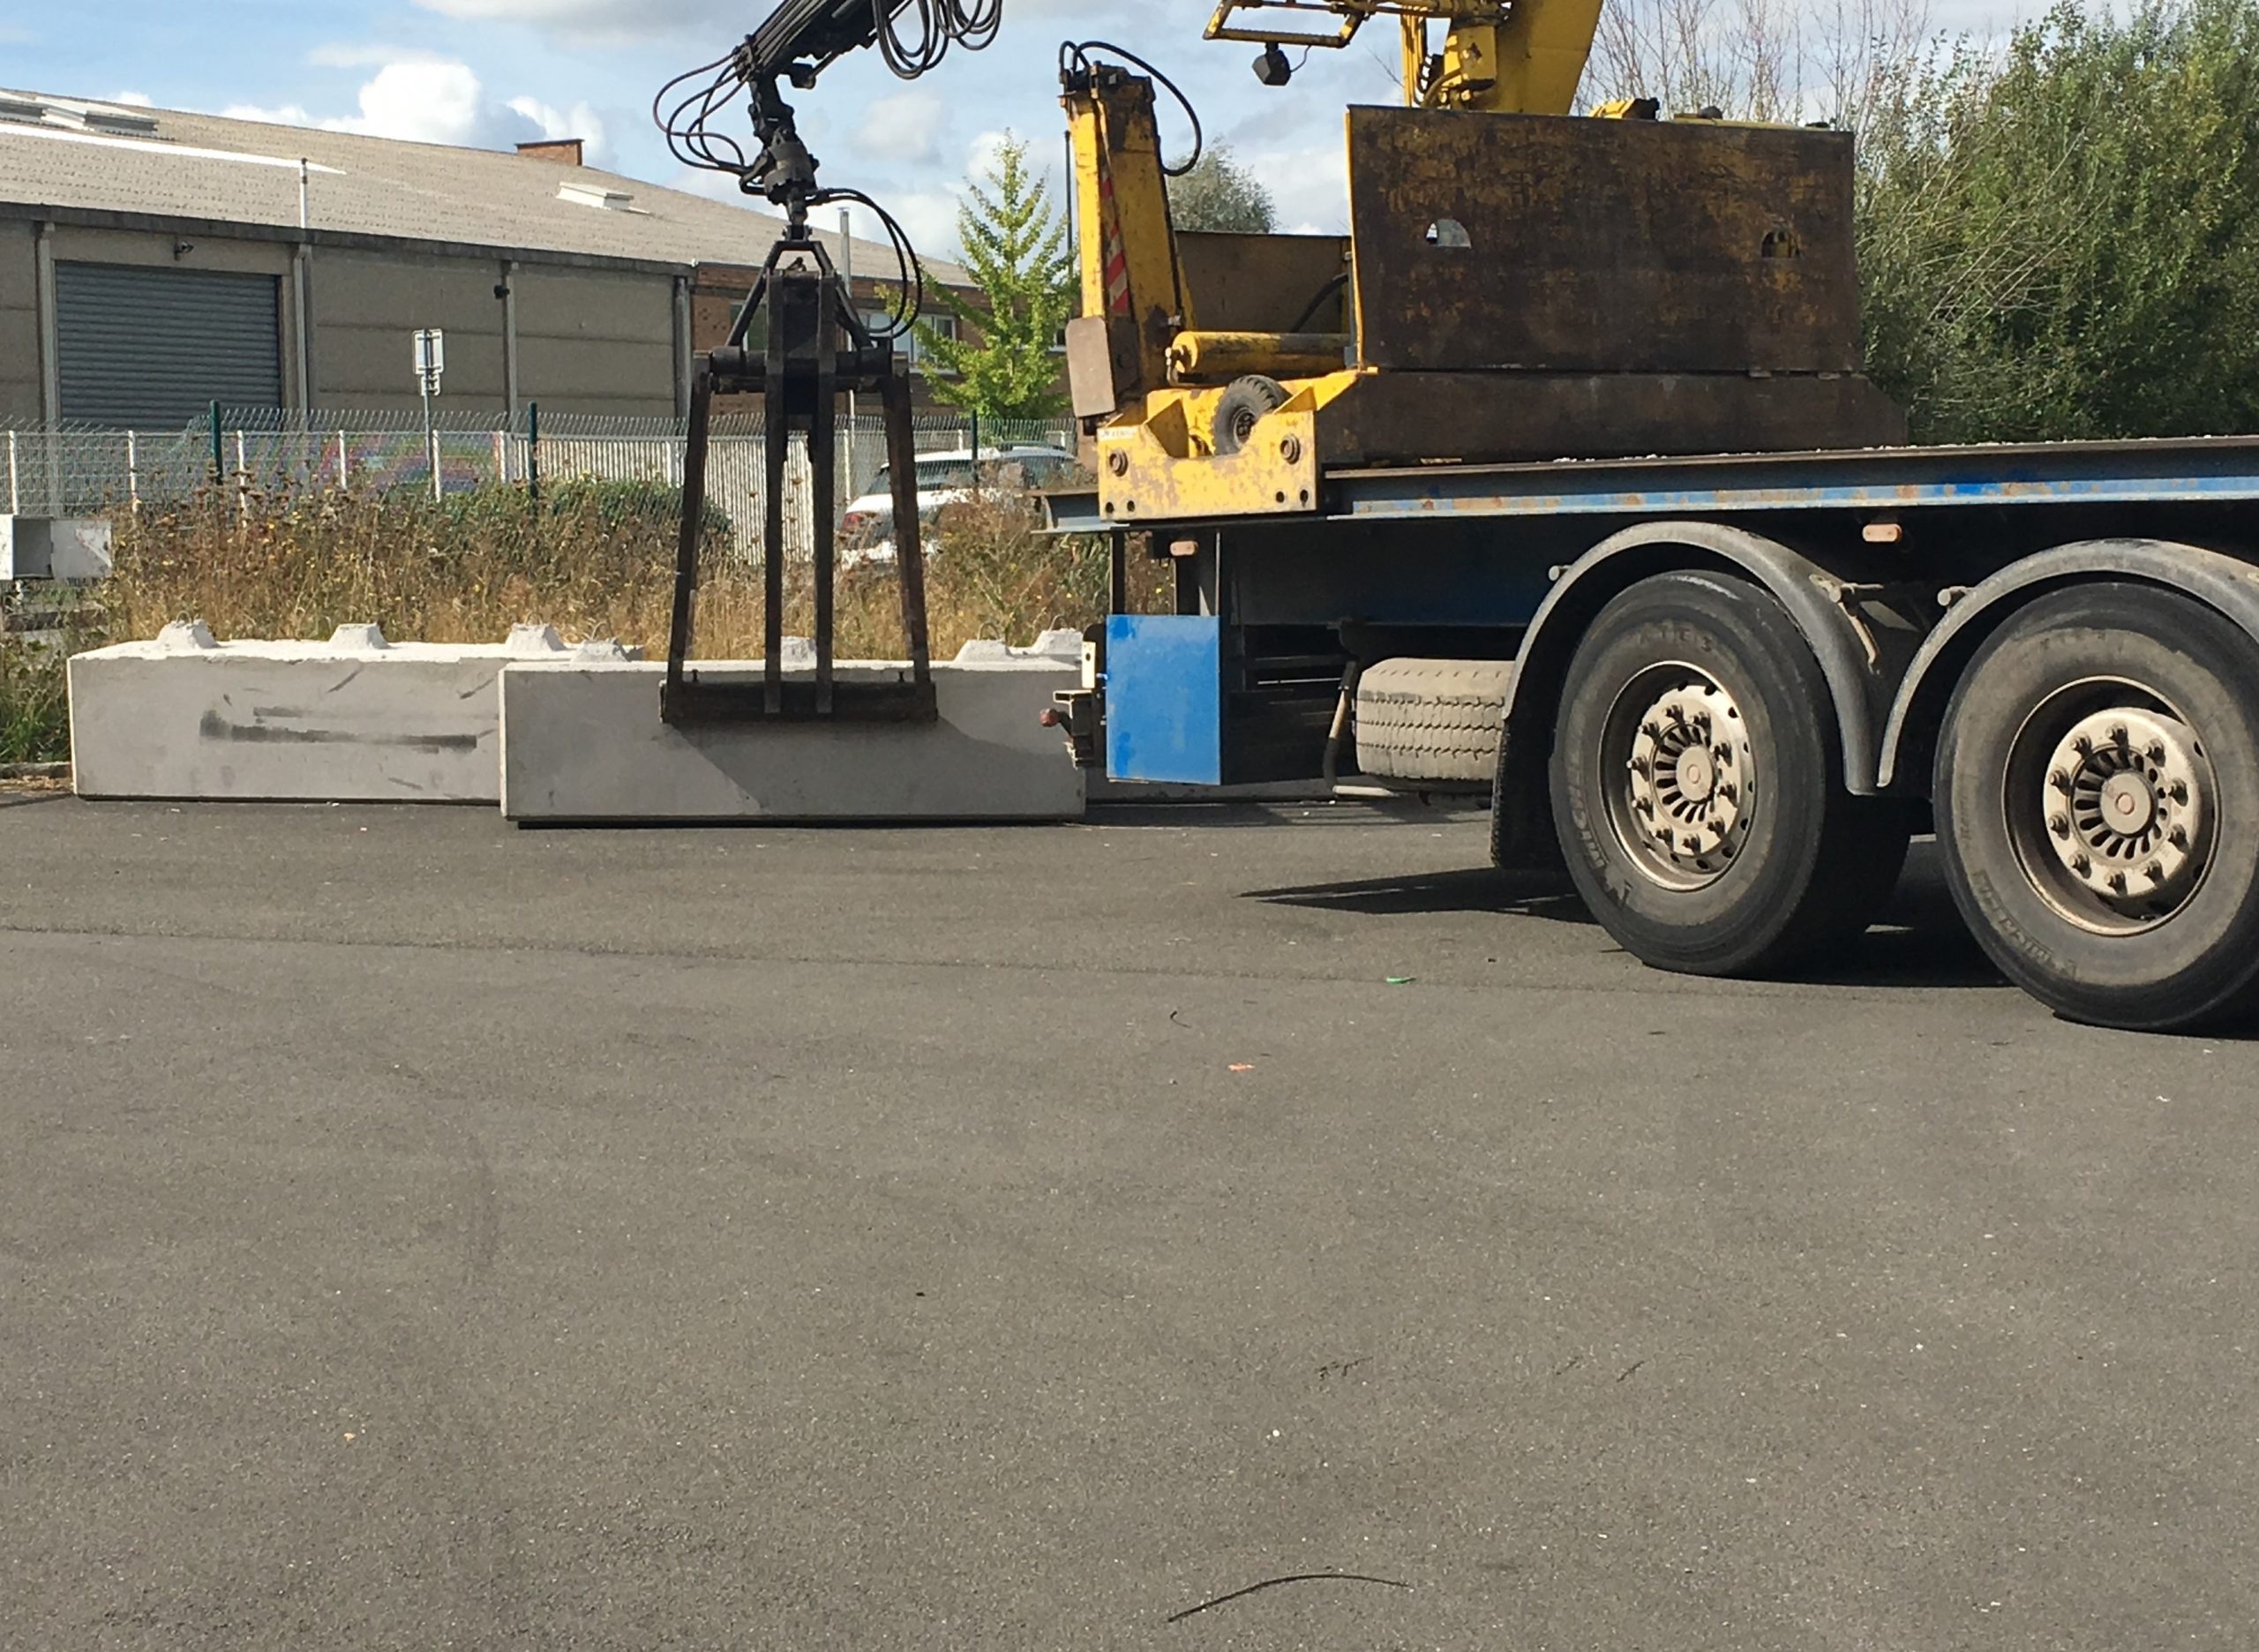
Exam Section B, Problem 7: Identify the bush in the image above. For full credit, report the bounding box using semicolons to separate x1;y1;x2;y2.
1859;0;2259;442
96;474;1163;663
0;641;69;765
436;477;732;541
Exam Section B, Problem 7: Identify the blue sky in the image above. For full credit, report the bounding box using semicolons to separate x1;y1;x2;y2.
5;0;2023;257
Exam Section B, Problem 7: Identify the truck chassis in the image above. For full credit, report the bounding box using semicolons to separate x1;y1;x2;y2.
1051;434;2259;1032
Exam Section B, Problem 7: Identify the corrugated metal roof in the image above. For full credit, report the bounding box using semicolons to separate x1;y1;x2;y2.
0;88;969;285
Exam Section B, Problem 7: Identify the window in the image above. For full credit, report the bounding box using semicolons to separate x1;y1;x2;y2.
867;311;958;372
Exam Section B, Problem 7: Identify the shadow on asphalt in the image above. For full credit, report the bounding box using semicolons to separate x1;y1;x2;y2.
1246;842;2015;992
1246;866;1597;926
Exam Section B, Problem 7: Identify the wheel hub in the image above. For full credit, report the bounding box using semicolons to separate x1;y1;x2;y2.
1622;681;1753;882
2039;707;2208;910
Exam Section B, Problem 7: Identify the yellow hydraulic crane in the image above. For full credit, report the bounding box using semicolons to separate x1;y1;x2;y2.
1058;0;1880;525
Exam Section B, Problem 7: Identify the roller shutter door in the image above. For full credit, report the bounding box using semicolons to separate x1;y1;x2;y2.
56;262;282;427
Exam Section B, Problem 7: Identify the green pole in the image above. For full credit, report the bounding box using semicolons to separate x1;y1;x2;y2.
527;400;541;507
208;400;223;482
969;408;979;499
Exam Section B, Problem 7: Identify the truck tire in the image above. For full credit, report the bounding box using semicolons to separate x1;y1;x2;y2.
1933;583;2259;1031
1355;657;1513;784
1549;571;1909;975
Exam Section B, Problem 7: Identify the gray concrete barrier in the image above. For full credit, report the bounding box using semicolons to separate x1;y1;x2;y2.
499;657;1083;822
69;622;627;803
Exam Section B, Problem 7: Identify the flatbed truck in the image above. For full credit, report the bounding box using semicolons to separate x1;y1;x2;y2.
1047;435;2259;1032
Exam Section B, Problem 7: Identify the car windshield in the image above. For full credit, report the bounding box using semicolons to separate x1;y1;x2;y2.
866;454;1070;497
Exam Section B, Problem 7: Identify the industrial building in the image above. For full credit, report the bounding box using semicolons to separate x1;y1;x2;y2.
0;89;973;428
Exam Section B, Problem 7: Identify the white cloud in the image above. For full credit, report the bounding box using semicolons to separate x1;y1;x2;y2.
220;57;615;160
507;94;611;165
223;100;322;128
1237;140;1348;236
110;91;155;109
855;90;944;165
882;189;968;263
347;60;490;146
966;128;1015;181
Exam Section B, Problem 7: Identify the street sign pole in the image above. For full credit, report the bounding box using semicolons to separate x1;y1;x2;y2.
413;329;447;503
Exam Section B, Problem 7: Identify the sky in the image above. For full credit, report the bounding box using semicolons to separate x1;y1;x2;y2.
4;0;2023;261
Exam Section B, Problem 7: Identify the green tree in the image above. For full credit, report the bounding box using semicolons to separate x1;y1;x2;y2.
1167;145;1279;232
915;133;1075;422
1857;0;2259;441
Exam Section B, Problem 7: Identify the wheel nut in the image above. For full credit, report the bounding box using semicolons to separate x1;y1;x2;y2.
2148;740;2166;763
2144;860;2165;882
2049;769;2071;792
2072;852;2092;877
2169;826;2189;849
2172;781;2190;803
2049;812;2070;837
2108;870;2128;894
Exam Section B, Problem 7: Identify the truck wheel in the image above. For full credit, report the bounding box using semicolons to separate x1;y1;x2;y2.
1550;571;1909;975
1355;657;1512;784
1933;583;2259;1031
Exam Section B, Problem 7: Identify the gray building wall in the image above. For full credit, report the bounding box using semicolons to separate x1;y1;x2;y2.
0;219;44;424
512;264;677;419
311;246;509;413
0;214;682;424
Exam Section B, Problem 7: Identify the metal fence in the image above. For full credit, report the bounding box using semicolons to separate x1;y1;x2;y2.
0;405;1079;561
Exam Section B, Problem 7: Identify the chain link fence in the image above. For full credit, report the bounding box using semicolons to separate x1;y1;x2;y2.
1;404;1079;563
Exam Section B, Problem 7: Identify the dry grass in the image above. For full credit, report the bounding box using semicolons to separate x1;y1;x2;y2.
104;481;1165;660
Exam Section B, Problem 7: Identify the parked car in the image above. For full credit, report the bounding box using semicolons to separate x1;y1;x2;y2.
838;444;1081;565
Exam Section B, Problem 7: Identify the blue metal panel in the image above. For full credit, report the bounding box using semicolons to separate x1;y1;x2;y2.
1046;438;2259;535
1336;436;2259;521
1106;614;1222;785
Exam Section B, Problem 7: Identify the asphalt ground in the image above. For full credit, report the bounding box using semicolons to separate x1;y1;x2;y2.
4;792;2256;1649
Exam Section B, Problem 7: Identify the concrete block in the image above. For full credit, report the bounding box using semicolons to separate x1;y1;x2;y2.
68;622;628;803
499;657;1084;822
1;516;112;581
951;628;1084;664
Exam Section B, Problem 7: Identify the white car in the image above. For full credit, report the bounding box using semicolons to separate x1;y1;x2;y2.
838;444;1081;564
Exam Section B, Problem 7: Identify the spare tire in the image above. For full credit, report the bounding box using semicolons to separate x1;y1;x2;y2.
1355;657;1514;784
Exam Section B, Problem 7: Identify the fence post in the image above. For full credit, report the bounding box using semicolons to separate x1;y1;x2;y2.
208;400;223;483
126;429;139;513
6;429;16;515
527;401;541;507
234;429;249;527
336;429;349;491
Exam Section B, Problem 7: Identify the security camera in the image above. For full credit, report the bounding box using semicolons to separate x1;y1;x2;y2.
1254;43;1292;86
